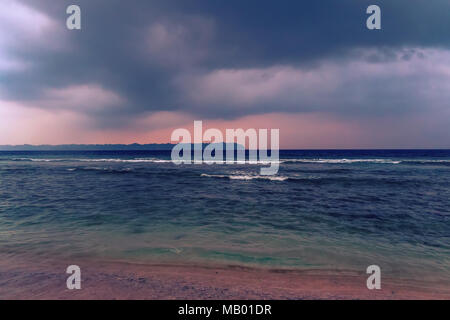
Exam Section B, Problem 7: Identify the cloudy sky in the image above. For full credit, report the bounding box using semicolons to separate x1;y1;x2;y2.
0;0;449;148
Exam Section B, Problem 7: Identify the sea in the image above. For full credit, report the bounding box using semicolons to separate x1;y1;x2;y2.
0;150;449;285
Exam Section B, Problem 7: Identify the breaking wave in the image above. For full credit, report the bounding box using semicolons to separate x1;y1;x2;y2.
282;158;402;164
7;157;450;167
201;174;288;181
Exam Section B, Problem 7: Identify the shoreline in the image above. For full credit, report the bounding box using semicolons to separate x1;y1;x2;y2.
0;255;449;300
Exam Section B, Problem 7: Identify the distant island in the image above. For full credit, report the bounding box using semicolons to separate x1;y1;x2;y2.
0;143;242;151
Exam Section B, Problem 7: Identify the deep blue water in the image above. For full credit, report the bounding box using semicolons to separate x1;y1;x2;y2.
0;150;449;283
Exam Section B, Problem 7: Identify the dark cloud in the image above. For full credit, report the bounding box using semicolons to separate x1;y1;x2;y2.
1;0;450;126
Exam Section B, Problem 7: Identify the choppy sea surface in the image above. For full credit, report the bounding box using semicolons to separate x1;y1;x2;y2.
0;150;449;284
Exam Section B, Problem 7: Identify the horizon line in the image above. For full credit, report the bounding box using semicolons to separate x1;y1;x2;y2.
0;143;449;151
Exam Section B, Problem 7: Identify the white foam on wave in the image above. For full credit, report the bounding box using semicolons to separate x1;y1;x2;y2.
403;159;450;163
282;158;402;164
173;160;283;165
12;158;67;162
11;158;172;163
10;157;450;165
75;158;170;163
11;158;281;164
201;173;288;181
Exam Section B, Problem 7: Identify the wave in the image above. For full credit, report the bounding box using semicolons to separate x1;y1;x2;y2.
401;160;450;166
11;158;172;163
202;160;282;165
9;158;281;165
8;157;450;166
67;167;134;173
201;174;288;181
11;158;67;162
282;158;402;164
200;173;435;187
282;158;450;165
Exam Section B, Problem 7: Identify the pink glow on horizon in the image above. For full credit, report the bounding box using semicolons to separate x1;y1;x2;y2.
1;103;449;148
0;106;385;148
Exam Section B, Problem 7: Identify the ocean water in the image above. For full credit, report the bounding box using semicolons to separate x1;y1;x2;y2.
0;150;449;284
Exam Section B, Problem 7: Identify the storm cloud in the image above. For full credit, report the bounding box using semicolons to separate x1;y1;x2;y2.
0;0;449;146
